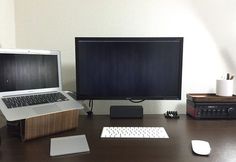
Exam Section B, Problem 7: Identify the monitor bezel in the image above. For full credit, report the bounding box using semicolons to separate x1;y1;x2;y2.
75;37;183;100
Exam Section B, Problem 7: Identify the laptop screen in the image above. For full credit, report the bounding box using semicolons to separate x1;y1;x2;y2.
0;54;59;92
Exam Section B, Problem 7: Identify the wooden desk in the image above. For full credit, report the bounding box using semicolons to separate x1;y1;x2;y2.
1;115;236;162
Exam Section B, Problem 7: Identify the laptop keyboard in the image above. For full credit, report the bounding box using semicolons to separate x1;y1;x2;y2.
2;92;69;109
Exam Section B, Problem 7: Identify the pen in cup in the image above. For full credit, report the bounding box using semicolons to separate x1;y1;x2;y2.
217;74;234;96
227;73;230;80
226;73;234;80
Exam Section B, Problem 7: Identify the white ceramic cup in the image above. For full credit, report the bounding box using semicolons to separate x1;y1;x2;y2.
216;80;234;96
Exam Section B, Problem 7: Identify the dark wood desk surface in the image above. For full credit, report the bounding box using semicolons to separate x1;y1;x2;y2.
1;115;236;162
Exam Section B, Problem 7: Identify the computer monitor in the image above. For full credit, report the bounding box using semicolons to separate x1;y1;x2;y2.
75;37;183;101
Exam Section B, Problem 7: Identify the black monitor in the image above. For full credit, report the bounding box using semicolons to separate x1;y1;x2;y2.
75;37;183;100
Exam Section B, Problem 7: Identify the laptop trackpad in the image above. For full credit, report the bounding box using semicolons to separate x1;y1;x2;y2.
33;104;62;115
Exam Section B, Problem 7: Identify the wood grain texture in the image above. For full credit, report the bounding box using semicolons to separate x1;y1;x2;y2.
22;110;79;141
187;93;236;102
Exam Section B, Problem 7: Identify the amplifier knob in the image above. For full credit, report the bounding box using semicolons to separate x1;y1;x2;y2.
228;107;234;113
222;109;226;114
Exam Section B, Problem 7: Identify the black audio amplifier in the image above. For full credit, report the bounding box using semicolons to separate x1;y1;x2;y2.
186;93;236;119
187;100;236;119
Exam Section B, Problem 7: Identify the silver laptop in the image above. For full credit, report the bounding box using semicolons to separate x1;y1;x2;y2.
0;49;83;121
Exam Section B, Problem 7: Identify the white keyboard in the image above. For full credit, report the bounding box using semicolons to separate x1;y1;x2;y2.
101;127;169;138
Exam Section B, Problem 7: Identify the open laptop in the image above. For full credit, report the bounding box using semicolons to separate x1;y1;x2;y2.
0;49;83;121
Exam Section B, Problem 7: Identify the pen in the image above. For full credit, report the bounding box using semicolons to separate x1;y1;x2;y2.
227;73;230;80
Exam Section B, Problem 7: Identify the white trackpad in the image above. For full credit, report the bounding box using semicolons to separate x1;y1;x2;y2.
50;135;90;156
33;104;62;115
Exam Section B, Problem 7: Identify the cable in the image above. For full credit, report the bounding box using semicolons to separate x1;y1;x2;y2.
129;99;145;103
87;100;94;117
66;91;94;117
86;99;144;117
89;100;94;111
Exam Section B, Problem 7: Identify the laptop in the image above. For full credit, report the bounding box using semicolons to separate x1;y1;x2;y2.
0;49;83;121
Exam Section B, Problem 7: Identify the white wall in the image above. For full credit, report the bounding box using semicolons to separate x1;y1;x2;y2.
14;0;235;114
0;0;15;48
0;0;15;127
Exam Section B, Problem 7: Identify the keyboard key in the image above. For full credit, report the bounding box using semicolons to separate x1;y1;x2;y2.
2;92;68;109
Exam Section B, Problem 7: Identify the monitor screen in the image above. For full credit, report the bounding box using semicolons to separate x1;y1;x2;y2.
0;54;59;92
75;37;183;100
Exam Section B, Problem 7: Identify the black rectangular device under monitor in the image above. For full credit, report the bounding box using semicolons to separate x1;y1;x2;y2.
110;106;143;119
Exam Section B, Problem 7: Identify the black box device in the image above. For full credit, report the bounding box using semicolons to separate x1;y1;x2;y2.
110;106;143;119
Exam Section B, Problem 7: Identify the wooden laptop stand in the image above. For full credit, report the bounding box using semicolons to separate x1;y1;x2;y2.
7;109;79;141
